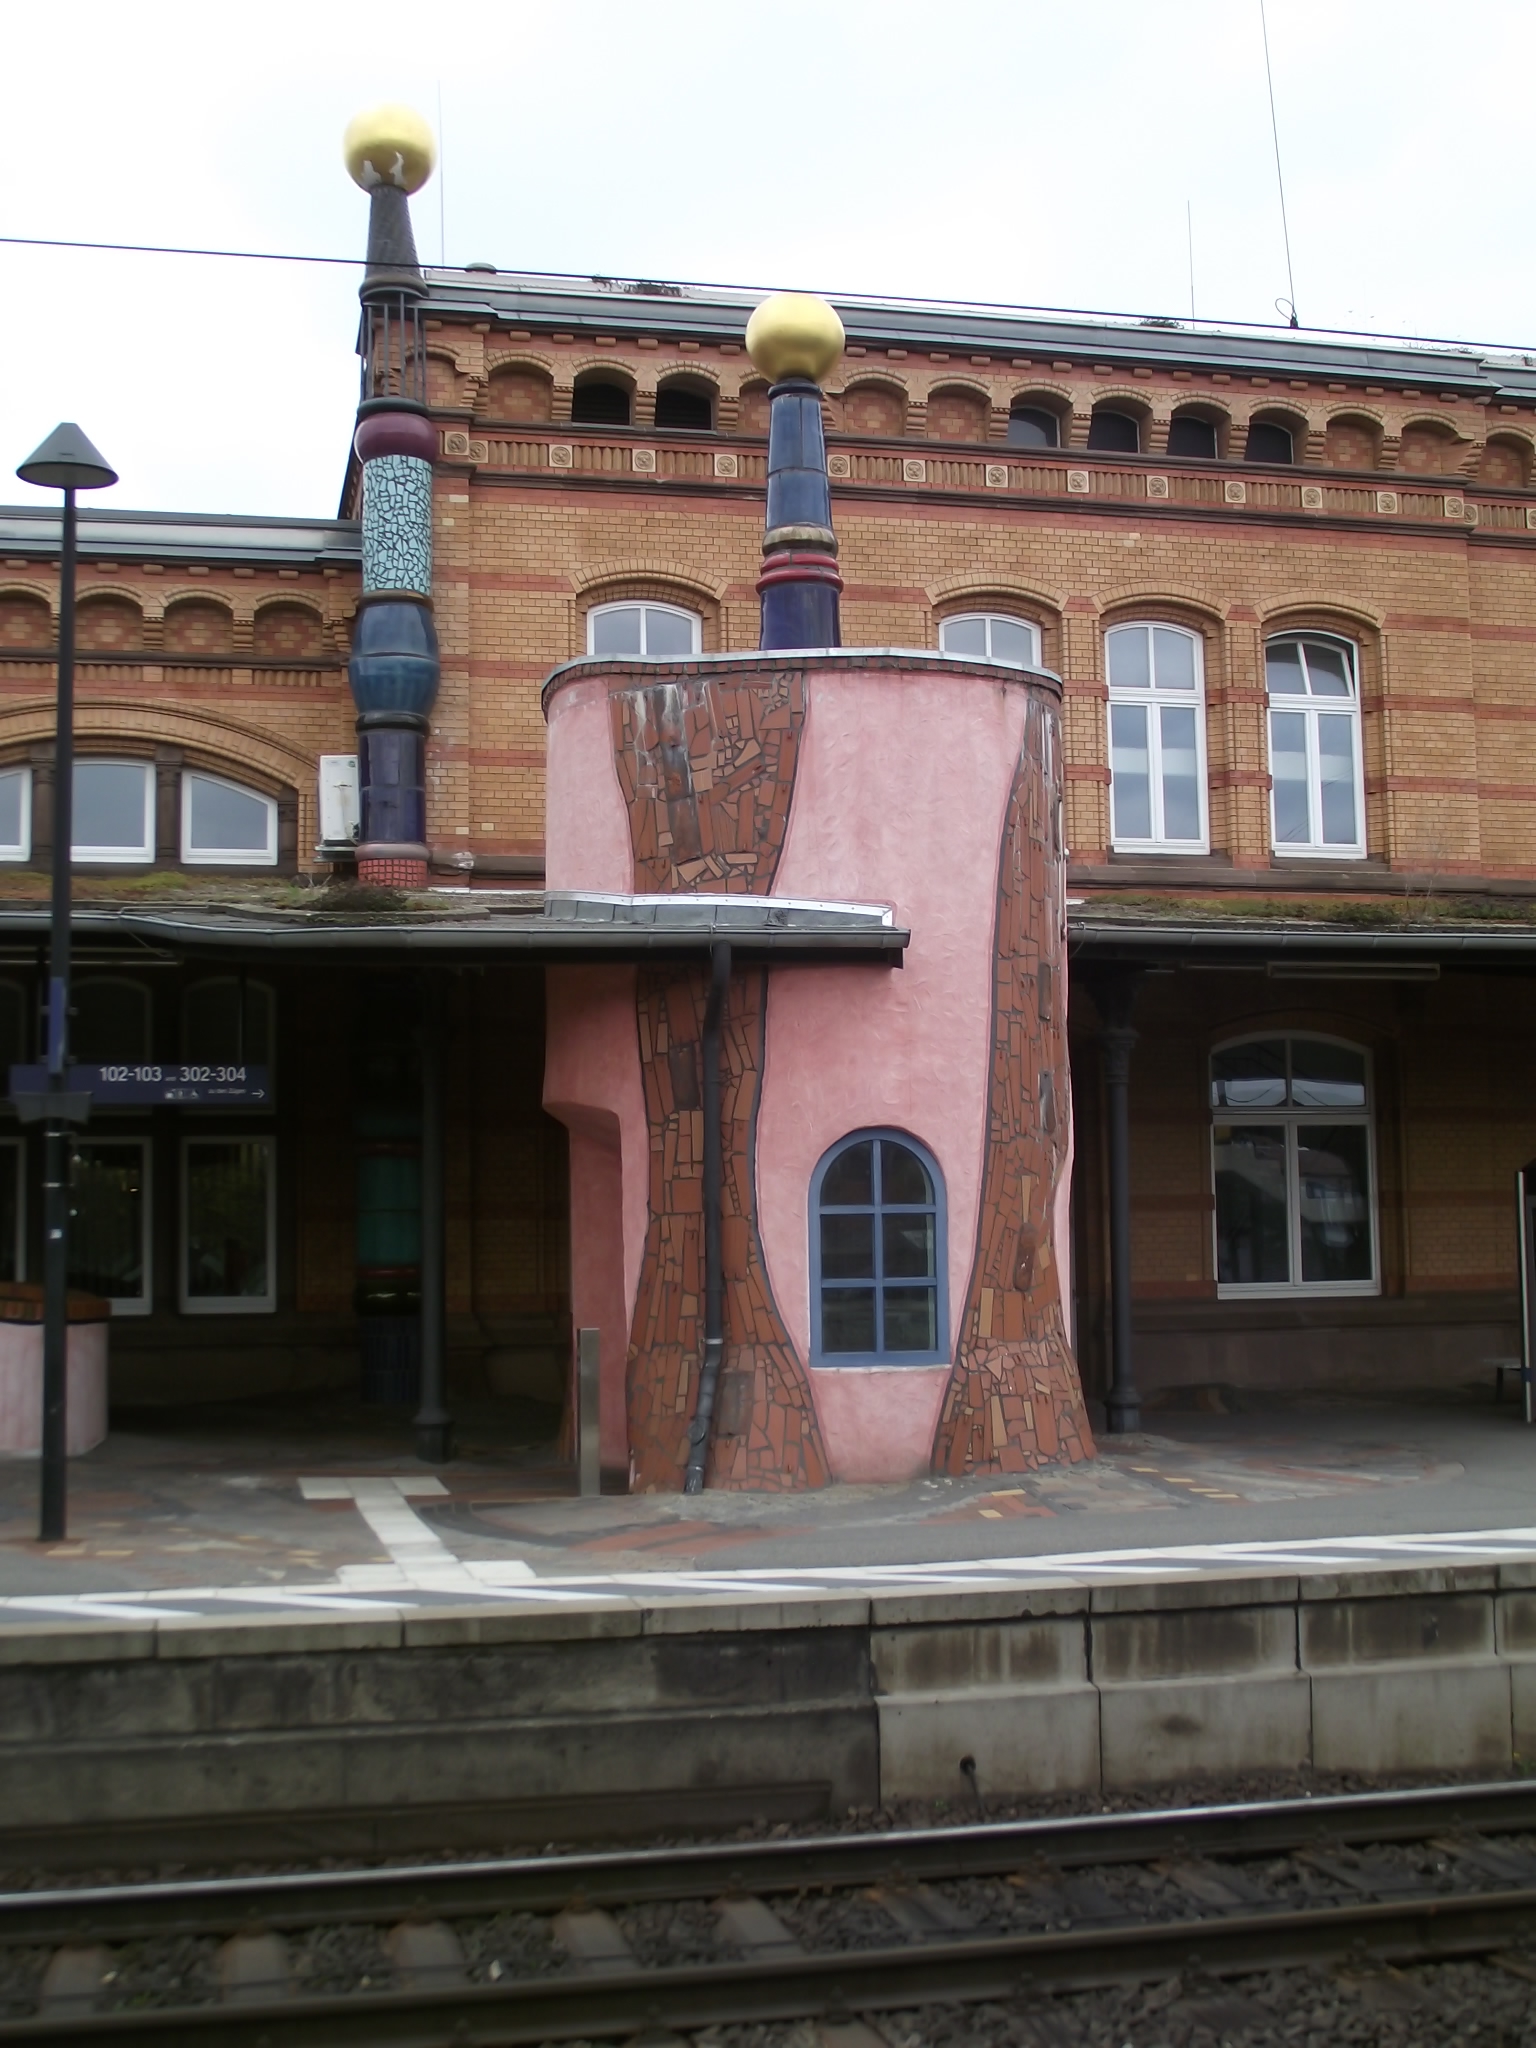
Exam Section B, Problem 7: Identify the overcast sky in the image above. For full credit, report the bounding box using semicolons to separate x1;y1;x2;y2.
3;0;1531;520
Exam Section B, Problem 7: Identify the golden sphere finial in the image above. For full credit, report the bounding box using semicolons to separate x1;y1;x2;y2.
343;104;437;195
745;292;845;383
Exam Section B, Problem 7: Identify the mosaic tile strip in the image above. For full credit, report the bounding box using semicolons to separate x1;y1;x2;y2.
609;668;805;892
362;454;434;596
627;964;829;1492
934;691;1095;1475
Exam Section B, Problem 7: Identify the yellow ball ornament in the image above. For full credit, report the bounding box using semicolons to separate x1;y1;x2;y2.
343;105;437;195
745;292;846;383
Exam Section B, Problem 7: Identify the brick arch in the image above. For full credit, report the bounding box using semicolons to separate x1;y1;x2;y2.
425;348;465;408
1261;595;1384;638
1007;382;1072;410
930;583;1063;670
0;586;54;650
737;378;772;434
922;373;992;403
163;592;236;658
482;348;557;380
838;377;909;437
481;358;555;424
1088;385;1154;417
1098;587;1225;631
1480;430;1535;488
925;382;990;441
1395;414;1466;476
1242;401;1310;433
576;572;723;656
1324;410;1385;469
74;589;144;654
653;364;722;394
252;595;326;662
570;358;638;391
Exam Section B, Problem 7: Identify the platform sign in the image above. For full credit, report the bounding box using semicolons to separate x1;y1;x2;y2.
7;1063;271;1108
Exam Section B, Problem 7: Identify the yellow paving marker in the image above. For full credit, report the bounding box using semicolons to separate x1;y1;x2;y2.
979;1509;1003;1519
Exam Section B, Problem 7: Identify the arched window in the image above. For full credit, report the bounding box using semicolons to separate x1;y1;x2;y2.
72;760;154;863
939;612;1040;668
1087;408;1140;454
72;978;151;1063
654;381;714;430
0;767;30;862
1211;1035;1376;1295
571;377;632;426
1106;623;1207;852
811;1130;948;1365
587;602;701;658
1167;412;1219;459
1245;419;1295;464
1265;634;1365;856
1007;403;1060;449
181;772;277;866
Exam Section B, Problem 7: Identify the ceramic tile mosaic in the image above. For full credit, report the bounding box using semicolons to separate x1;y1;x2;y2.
362;454;433;596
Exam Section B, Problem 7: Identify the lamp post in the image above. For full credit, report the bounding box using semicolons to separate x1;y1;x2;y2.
15;425;117;1542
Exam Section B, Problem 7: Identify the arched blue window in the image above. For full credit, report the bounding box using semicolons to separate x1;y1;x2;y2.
810;1130;948;1365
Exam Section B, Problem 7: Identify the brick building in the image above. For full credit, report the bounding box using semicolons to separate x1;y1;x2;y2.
5;125;1536;1465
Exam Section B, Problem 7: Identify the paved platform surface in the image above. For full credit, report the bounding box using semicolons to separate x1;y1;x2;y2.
1;1387;1534;1624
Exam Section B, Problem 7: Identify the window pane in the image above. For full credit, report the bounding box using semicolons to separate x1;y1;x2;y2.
72;981;150;1063
987;618;1034;668
1110;703;1152;840
1158;705;1202;841
186;774;271;855
1245;421;1293;464
1297;1125;1372;1283
0;1147;18;1282
1265;642;1307;695
1006;407;1057;449
1107;627;1150;689
821;1211;874;1280
0;983;23;1073
1305;643;1352;697
941;616;987;659
1214;1124;1290;1284
1152;628;1196;690
883;1285;937;1351
1167;414;1217;459
1087;410;1139;453
186;1142;271;1301
0;769;26;852
69;1142;145;1301
1211;1040;1287;1109
74;762;149;853
823;1140;873;1205
883;1211;935;1279
590;607;644;656
821;1287;876;1352
881;1140;933;1205
1292;1041;1367;1109
1269;710;1311;843
1317;715;1358;844
184;981;273;1066
643;607;696;658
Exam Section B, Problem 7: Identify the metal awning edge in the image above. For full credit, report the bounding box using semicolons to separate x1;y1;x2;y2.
1068;919;1536;955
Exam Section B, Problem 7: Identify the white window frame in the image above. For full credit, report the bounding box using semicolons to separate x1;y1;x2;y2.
180;1135;277;1314
1265;634;1367;859
1106;622;1210;854
0;1138;24;1284
0;767;32;863
70;1136;152;1315
1211;1033;1379;1302
180;771;278;867
938;612;1042;668
586;601;702;658
72;759;154;865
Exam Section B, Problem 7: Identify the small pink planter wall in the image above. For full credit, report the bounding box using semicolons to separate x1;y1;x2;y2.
808;1364;951;1482
0;1322;108;1458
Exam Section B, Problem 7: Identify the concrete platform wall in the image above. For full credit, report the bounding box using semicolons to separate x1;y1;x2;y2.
1;1562;1532;1832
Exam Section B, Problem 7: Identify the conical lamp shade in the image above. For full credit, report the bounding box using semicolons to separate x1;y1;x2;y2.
16;423;117;492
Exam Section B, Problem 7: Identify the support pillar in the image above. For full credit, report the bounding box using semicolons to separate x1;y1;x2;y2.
414;974;452;1462
1091;969;1144;1434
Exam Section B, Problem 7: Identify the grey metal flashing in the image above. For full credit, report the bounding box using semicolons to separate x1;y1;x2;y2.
542;646;1063;714
0;508;361;568
418;268;1536;398
1068;917;1536;960
0;899;907;966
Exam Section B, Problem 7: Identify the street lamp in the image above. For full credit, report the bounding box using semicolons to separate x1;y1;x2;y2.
15;424;117;1542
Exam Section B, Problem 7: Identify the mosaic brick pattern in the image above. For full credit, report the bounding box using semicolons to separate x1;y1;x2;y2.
357;854;427;888
609;666;805;892
934;692;1095;1475
362;454;433;596
627;965;829;1492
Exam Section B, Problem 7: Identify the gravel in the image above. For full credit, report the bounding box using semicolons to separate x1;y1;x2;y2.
287;1921;394;1997
95;1935;221;2011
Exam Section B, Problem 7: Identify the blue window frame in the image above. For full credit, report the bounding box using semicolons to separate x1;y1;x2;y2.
810;1130;948;1365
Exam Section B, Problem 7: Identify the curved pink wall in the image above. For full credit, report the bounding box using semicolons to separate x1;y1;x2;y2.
544;671;632;891
757;665;1030;1480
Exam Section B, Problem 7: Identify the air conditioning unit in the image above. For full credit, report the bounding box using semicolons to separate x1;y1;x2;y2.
318;754;360;852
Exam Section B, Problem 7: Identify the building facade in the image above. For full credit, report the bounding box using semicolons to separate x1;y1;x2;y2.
4;120;1536;1471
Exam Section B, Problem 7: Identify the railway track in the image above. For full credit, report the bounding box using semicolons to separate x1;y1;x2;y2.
1;1781;1534;2042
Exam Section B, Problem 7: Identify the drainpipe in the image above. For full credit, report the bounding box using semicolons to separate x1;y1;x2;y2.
684;941;731;1493
414;972;452;1462
1093;968;1144;1434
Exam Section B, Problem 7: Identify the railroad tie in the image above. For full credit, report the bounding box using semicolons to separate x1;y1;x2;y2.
217;1932;291;2004
385;1920;468;1990
715;1894;803;1957
38;1944;112;2019
551;1906;635;1973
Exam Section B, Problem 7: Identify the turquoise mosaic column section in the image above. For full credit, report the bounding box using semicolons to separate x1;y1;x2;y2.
362;455;433;596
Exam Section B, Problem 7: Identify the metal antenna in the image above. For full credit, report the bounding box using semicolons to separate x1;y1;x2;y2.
1186;200;1195;321
436;82;446;267
1259;0;1299;325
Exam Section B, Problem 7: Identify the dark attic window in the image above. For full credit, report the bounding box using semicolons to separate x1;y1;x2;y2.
571;379;631;425
1087;408;1141;454
1006;404;1059;449
1168;414;1219;459
1245;419;1295;464
655;385;713;430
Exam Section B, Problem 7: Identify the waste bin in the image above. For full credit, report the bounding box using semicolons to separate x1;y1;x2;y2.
0;1283;111;1456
